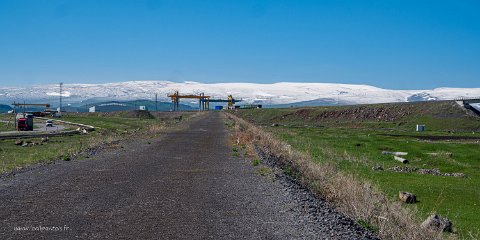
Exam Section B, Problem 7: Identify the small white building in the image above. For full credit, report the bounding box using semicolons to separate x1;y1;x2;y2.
89;106;96;113
416;124;426;132
139;106;147;111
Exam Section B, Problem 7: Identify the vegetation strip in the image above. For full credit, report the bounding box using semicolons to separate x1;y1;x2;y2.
225;112;447;240
229;101;480;238
0;111;199;175
0;130;83;140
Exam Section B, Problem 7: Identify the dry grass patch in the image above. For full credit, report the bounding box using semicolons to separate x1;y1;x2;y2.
225;113;448;240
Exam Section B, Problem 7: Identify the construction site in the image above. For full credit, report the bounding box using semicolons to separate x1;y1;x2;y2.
167;91;260;111
2;86;263;133
8;102;58;131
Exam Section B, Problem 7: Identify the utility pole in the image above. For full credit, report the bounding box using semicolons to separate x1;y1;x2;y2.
155;93;158;112
59;82;63;113
13;101;16;130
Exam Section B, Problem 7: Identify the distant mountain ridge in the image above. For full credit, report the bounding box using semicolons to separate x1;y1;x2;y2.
0;104;12;112
0;100;193;113
80;100;194;112
1;81;479;108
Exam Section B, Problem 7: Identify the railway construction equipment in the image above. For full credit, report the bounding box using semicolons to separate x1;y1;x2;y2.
167;91;241;111
11;102;54;117
12;103;51;108
208;95;242;109
12;102;51;113
455;97;480;115
168;91;211;111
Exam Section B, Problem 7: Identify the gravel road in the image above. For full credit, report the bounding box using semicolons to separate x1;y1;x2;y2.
0;112;376;239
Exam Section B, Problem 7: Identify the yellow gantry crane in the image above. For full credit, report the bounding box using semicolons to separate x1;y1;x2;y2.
167;91;242;111
168;91;211;111
208;95;242;108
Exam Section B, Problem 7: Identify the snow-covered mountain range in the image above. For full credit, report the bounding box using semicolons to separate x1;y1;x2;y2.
1;81;479;107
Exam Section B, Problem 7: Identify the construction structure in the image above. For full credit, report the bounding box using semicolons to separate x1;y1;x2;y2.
208;95;242;109
168;91;242;111
168;91;211;111
10;102;53;130
455;97;480;115
11;102;52;116
12;103;51;109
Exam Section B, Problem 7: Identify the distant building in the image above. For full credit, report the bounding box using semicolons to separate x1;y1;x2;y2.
89;106;96;112
139;106;147;111
98;103;127;107
239;104;262;109
416;124;426;132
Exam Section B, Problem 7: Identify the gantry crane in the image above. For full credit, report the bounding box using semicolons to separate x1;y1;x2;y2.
12;103;51;108
10;102;51;130
167;91;211;111
167;92;243;111
11;102;52;115
208;95;242;108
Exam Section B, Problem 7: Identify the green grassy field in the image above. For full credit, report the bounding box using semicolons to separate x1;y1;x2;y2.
61;112;157;132
232;101;480;237
0;111;193;174
0;122;15;131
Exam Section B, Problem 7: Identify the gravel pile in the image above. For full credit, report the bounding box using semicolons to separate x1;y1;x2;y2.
388;166;466;177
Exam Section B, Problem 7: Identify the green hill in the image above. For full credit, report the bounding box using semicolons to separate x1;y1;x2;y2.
0;104;12;113
231;100;480;237
235;100;480;132
79;100;195;112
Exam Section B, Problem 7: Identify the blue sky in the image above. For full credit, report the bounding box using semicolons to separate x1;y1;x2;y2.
0;0;479;89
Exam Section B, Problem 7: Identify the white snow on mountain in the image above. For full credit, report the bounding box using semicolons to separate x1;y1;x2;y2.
0;80;479;106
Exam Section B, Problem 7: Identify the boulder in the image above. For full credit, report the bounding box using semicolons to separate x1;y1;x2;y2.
399;191;416;203
372;165;383;171
421;214;452;232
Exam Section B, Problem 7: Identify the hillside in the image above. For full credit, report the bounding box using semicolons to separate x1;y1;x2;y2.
230;100;480;237
0;104;12;113
77;100;195;112
235;101;480;132
70;100;194;112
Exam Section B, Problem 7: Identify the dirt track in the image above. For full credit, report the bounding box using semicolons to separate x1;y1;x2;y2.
0;112;375;239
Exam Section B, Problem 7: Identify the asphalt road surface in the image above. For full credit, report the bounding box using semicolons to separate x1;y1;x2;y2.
0;120;65;134
0;112;375;239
